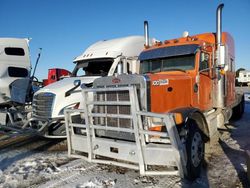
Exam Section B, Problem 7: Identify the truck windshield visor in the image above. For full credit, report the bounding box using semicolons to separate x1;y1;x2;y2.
72;59;113;76
139;44;198;74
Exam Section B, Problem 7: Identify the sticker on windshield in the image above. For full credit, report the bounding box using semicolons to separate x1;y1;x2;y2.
152;79;169;86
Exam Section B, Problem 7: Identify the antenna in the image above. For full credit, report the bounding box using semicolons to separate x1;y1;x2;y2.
32;48;42;78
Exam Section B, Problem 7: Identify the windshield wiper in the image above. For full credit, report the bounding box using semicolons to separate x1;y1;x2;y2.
163;68;186;73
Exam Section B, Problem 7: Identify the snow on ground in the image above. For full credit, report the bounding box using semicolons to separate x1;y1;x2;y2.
0;88;250;188
0;151;70;188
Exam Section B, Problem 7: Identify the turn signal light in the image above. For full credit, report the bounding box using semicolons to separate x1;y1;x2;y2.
148;125;163;139
149;126;163;132
174;113;183;124
220;69;226;75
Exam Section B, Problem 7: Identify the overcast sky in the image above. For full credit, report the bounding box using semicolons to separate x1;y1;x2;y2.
1;0;250;80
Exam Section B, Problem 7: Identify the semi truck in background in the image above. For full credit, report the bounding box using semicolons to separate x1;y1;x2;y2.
0;38;34;126
237;70;250;86
65;4;245;180
0;38;71;128
30;36;153;138
42;68;71;86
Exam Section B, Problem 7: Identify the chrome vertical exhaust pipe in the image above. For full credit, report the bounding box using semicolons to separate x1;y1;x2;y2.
144;21;149;47
214;3;225;108
216;3;224;47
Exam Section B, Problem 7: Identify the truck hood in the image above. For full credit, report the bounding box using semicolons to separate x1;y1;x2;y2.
33;76;100;119
36;76;100;94
149;73;193;113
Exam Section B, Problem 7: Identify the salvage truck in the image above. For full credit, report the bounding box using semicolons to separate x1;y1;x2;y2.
65;4;244;180
0;38;34;127
30;36;150;138
0;38;72;131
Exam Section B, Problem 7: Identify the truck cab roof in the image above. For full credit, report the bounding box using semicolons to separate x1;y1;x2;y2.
0;38;30;67
140;32;235;60
74;36;146;62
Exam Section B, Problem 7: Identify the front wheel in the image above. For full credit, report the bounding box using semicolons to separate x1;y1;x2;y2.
184;120;205;180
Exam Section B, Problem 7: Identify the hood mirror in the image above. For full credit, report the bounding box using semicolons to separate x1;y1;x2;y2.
74;80;81;87
65;80;81;97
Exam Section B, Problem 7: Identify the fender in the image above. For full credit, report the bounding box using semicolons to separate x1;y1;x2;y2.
169;107;210;141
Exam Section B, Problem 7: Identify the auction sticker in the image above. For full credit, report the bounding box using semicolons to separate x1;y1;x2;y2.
152;79;169;86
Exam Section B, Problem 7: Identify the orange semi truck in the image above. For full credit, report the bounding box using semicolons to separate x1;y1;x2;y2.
65;4;244;180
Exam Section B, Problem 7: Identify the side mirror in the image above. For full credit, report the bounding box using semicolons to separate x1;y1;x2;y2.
117;62;122;75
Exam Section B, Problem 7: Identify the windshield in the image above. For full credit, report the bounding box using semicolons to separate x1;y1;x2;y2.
140;54;195;74
72;59;113;77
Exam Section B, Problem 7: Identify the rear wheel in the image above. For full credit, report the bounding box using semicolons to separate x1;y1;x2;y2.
184;119;204;180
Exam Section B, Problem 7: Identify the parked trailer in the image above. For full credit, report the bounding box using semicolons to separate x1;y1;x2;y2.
29;36;154;138
65;4;244;180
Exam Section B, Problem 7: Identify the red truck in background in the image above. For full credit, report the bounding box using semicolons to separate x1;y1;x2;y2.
43;68;71;86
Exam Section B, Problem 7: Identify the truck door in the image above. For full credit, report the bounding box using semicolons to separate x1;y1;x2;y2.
198;51;213;111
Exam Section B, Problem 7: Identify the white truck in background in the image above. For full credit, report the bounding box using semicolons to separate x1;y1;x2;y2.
0;38;33;126
31;36;152;138
237;70;250;86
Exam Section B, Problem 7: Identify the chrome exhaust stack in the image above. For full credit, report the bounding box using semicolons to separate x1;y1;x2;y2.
214;3;226;108
216;3;226;67
144;21;149;47
216;3;224;50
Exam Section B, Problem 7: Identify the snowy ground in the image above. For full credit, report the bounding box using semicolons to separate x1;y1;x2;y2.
0;88;250;188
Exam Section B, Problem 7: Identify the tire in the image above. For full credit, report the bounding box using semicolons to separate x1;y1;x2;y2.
184;119;205;180
231;95;245;120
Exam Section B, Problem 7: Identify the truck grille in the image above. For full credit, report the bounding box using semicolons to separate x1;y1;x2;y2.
33;92;55;119
90;75;148;141
93;88;136;141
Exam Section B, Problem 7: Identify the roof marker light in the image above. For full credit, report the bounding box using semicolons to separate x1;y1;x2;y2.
182;31;189;38
164;40;170;44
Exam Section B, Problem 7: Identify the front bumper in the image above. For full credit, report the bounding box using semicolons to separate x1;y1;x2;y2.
65;86;187;177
